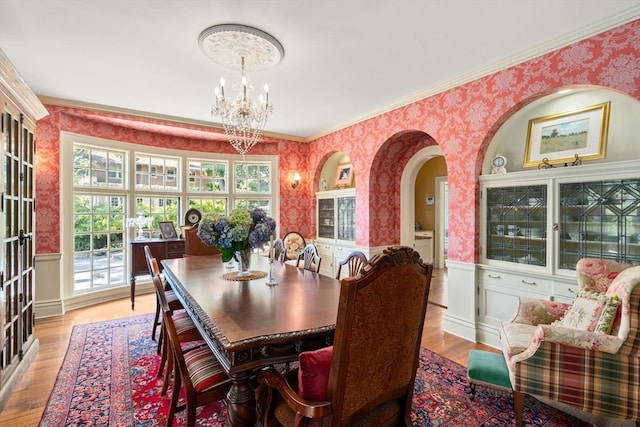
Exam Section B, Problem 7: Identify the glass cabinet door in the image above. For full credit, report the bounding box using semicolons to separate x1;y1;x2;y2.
486;185;547;266
559;179;640;269
337;195;355;241
317;198;335;239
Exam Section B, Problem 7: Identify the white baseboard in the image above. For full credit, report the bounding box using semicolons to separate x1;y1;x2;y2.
0;339;39;410
34;299;65;318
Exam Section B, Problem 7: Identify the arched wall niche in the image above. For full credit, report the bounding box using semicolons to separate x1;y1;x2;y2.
482;86;640;173
316;151;355;192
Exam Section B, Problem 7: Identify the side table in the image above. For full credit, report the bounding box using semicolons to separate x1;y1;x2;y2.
130;238;185;309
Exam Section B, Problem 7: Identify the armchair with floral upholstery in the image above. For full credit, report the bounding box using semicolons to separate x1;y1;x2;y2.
499;258;640;427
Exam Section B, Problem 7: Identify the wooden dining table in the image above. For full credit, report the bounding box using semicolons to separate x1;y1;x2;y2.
161;253;341;427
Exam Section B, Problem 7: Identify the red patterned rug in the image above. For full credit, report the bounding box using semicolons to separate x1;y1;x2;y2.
39;314;591;426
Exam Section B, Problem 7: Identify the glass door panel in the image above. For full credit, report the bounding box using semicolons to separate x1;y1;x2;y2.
317;198;334;239
486;185;547;265
337;196;355;241
559;179;640;269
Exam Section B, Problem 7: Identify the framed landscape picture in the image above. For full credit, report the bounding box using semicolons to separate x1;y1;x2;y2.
159;221;178;239
524;101;610;167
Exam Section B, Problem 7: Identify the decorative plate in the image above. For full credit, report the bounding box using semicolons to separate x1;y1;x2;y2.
184;208;202;227
282;231;306;260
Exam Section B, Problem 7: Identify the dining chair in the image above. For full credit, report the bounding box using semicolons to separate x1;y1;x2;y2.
150;274;202;396
282;231;306;261
297;243;321;273
335;250;368;280
257;246;433;427
154;273;232;427
183;226;220;256
273;238;286;262
144;245;183;345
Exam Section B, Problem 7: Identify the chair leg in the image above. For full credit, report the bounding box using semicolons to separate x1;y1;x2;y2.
162;340;173;396
513;390;525;427
168;364;182;427
157;320;164;355
186;391;197;427
157;324;167;378
151;299;161;340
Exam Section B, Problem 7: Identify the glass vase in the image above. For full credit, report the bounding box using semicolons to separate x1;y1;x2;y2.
234;249;252;277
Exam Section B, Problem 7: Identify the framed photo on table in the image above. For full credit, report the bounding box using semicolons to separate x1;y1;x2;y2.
524;101;610;167
159;221;178;239
334;162;354;187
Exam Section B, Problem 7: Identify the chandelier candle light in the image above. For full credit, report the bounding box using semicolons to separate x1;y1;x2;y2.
199;24;284;157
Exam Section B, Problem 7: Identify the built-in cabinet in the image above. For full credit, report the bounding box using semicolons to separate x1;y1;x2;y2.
0;49;48;408
315;189;356;278
477;160;640;345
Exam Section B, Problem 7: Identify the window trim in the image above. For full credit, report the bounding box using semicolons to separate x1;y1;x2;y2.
61;131;279;301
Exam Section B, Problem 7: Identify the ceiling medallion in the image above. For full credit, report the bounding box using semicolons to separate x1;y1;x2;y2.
199;24;284;157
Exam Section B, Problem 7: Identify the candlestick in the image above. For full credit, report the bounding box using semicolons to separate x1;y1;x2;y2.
269;236;274;261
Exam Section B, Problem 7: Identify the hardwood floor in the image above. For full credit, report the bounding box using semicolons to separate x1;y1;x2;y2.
0;268;493;426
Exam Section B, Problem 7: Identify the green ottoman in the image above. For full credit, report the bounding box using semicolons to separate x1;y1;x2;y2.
467;350;512;398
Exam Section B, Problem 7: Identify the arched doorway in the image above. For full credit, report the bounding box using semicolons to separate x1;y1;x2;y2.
400;145;445;251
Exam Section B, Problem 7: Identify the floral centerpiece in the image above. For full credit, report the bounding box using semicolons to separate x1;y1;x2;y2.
197;207;276;263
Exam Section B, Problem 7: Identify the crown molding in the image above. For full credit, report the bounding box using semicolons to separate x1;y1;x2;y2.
307;5;640;141
37;95;307;143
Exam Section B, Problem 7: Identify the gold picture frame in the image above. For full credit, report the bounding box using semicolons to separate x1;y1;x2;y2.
334;162;354;187
524;101;610;167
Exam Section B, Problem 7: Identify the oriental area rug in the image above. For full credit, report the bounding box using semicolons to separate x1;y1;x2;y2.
39;314;591;427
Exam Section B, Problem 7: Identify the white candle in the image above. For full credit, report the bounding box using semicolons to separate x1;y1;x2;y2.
269;236;274;261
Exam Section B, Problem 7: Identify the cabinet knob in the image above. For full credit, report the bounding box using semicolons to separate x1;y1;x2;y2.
488;274;501;279
521;280;537;286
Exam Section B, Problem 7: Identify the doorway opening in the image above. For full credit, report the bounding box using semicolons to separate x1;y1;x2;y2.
434;177;448;268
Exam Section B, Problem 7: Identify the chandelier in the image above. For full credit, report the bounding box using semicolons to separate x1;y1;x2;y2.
199;24;284;157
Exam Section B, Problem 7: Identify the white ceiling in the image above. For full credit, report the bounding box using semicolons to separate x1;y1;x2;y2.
1;0;639;140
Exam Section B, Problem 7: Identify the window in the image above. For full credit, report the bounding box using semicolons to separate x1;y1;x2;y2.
188;159;227;192
73;193;126;291
235;162;271;193
136;154;180;190
65;135;277;297
73;146;125;188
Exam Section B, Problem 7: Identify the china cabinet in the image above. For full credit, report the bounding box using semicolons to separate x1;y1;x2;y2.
477;160;640;345
0;48;48;408
315;189;356;277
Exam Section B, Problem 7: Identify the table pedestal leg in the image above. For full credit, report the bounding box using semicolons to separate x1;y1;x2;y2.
225;372;255;427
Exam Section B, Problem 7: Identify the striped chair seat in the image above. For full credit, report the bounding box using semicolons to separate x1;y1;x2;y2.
166;289;183;310
173;310;200;336
183;346;228;393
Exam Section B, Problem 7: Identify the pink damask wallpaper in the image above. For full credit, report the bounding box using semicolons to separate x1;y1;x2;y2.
35;19;640;265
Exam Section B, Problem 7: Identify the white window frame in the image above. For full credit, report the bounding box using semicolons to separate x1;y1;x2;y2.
61;132;279;303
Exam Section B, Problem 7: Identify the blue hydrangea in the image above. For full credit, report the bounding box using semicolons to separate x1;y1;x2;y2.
197;207;276;262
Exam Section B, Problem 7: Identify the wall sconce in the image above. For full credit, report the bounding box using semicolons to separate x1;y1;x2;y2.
291;172;301;189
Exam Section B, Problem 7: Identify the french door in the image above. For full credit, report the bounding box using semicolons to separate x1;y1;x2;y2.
0;100;36;386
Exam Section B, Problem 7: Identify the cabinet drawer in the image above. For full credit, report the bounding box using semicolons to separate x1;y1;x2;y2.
554;282;578;299
316;243;333;256
167;240;185;257
333;245;353;258
480;270;552;294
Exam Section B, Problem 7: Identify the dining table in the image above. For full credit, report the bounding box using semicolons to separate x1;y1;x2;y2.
161;253;341;427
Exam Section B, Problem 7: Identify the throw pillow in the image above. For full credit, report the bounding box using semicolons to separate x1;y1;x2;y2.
294;346;333;427
298;346;333;401
554;291;620;334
